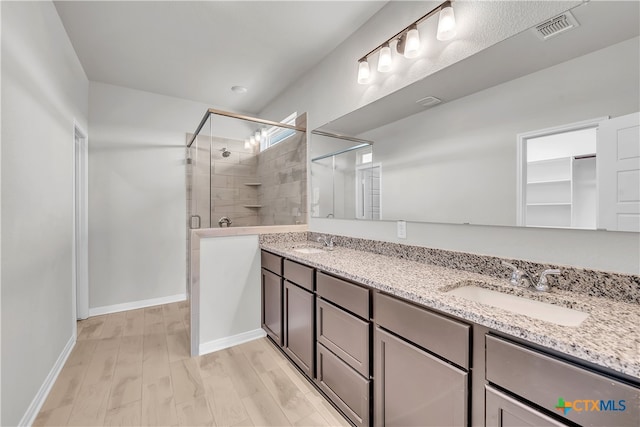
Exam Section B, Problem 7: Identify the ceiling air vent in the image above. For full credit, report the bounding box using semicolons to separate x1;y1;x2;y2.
533;11;579;41
416;96;442;108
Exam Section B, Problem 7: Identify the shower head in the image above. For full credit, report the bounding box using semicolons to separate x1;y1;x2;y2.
220;148;231;158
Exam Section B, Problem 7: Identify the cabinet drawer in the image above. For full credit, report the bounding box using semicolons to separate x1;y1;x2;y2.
317;298;370;377
284;259;314;291
317;272;369;319
261;250;282;276
317;343;370;427
374;292;470;369
486;335;640;427
486;386;569;427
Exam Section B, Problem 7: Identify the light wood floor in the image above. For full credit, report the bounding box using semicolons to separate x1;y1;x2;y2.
34;301;350;427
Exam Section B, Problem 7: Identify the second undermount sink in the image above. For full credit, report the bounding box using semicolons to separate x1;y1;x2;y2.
293;247;326;254
446;285;589;327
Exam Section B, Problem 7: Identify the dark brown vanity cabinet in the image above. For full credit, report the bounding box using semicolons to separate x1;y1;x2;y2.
283;259;315;378
485;386;569;427
373;292;470;427
486;334;640;427
261;251;640;427
261;251;283;346
316;272;371;427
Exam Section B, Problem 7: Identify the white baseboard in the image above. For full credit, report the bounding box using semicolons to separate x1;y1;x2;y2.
19;335;75;427
88;293;186;317
199;328;266;356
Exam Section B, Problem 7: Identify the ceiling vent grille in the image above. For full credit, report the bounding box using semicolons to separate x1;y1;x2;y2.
416;96;442;108
534;11;579;40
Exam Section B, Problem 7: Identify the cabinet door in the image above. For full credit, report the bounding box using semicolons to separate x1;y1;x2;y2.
374;327;468;427
261;268;282;346
284;281;314;378
486;386;569;427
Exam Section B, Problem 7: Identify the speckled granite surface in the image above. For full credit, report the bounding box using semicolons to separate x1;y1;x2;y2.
262;240;640;380
258;231;308;244
307;232;640;304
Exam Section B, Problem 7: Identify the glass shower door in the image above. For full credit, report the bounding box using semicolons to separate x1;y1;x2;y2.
187;117;212;230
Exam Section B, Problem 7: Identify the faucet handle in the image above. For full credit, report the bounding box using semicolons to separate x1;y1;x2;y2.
501;261;523;287
536;269;561;292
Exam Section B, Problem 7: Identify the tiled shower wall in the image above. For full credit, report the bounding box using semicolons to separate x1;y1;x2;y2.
186;116;307;231
210;136;260;227
257;130;307;225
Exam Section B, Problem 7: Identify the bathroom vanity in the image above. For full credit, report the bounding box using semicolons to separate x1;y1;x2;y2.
260;237;640;427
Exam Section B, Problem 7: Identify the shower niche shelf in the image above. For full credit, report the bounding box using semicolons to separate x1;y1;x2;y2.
243;182;262;186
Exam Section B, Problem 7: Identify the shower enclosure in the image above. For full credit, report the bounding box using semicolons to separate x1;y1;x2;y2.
186;109;308;230
310;130;379;220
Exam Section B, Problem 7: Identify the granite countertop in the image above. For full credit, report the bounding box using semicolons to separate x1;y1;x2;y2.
261;241;640;380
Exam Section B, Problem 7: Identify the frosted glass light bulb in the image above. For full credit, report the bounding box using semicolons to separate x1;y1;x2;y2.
377;44;392;73
357;60;370;84
404;25;420;59
437;3;457;41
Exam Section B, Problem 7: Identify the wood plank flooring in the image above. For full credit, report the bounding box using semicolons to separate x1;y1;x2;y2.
34;301;350;427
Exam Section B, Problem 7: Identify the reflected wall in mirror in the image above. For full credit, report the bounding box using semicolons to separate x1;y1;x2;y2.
310;1;639;231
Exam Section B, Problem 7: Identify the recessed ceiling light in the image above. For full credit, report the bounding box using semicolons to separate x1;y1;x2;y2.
231;85;248;94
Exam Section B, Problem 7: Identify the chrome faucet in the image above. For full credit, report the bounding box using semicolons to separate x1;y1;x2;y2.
501;261;533;288
501;261;561;292
218;216;232;227
536;268;561;292
317;235;335;250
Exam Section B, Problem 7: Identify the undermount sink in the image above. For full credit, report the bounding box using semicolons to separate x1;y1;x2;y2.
446;285;589;327
293;247;325;254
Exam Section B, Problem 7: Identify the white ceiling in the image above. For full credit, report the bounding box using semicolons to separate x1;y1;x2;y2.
54;1;387;114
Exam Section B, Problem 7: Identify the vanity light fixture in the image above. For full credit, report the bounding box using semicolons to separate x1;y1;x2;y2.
377;43;392;72
243;128;267;150
357;59;370;84
437;1;457;41
401;24;420;58
357;0;457;84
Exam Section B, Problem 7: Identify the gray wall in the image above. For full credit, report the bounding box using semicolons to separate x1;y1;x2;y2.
257;132;307;225
260;1;639;275
366;37;639;226
88;82;214;310
1;1;89;425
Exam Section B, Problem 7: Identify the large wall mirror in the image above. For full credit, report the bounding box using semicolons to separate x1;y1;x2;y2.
310;1;639;232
